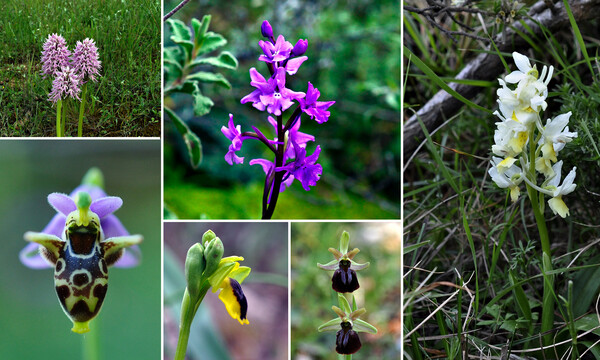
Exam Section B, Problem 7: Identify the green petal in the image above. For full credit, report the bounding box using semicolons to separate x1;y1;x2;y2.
328;247;342;260
349;308;366;320
345;248;360;260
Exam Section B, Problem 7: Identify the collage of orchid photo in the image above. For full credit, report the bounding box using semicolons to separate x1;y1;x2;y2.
0;1;401;360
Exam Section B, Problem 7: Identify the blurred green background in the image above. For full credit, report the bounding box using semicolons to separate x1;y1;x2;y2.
291;222;401;359
163;0;401;219
164;222;288;360
0;140;161;359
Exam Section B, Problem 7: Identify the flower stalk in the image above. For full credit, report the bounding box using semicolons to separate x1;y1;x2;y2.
174;231;251;359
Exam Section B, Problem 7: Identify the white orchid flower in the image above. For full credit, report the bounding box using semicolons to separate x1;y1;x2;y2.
489;157;524;202
545;161;577;218
504;52;553;113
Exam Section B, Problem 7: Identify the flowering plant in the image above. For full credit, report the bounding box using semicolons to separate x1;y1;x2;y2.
41;34;102;137
317;231;376;356
20;167;142;333
223;20;335;219
174;230;250;360
488;51;578;345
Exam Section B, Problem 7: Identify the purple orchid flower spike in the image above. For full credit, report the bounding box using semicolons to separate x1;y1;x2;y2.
224;20;334;219
20;169;142;269
41;33;71;79
71;38;102;83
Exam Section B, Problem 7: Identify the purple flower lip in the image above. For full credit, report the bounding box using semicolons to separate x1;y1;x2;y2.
20;184;141;269
243;67;305;116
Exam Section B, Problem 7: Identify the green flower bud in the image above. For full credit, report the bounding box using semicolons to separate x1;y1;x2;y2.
203;237;224;277
202;230;217;246
185;243;206;299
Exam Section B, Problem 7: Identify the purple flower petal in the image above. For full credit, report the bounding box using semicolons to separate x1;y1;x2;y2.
20;243;52;269
48;193;76;215
90;196;123;218
284;56;307;75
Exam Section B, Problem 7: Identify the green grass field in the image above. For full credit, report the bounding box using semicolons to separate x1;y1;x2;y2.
0;0;160;137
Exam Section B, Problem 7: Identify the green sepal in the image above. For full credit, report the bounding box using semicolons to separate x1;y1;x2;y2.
317;259;338;270
195;32;227;57
81;167;104;189
317;317;341;332
202;230;216;246
186;72;231;89
353;318;378;334
203;237;224;279
349;260;370;271
208;261;236;291
190;52;238;70
185;243;206;300
338;294;352;314
351;295;358;312
340;231;350;254
228;266;251;284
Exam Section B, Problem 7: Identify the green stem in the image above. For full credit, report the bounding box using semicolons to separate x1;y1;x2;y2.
78;83;88;137
526;125;554;347
61;98;67;137
82;321;99;360
56;100;62;137
174;283;211;360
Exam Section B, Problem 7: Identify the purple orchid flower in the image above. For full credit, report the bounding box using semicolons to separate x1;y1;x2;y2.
267;115;314;159
222;114;246;165
299;82;335;124
20;184;141;269
242;67;305;116
258;34;293;63
277;140;323;191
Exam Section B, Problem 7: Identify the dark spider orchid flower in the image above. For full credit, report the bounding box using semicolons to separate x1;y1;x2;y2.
318;294;377;355
318;231;369;293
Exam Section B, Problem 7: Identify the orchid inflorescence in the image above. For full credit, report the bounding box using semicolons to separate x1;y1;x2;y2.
317;231;376;356
222;20;335;219
488;52;578;218
41;34;102;137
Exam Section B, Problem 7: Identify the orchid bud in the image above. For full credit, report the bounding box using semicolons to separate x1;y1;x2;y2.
203;236;224;277
185;243;206;299
202;229;216;246
291;39;308;56
261;20;273;39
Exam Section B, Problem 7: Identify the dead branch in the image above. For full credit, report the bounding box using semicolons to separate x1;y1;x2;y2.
404;0;600;156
